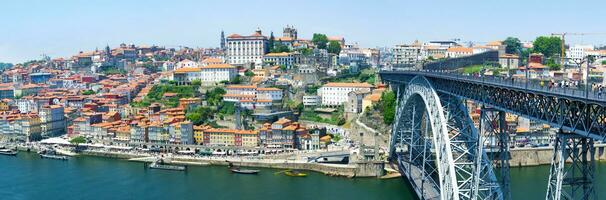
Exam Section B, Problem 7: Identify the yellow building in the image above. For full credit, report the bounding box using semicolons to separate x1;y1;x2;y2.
362;92;382;112
193;125;206;145
237;130;258;147
0;100;9;111
202;128;258;147
114;126;131;143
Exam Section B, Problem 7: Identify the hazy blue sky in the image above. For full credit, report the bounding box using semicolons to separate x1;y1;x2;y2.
1;0;605;63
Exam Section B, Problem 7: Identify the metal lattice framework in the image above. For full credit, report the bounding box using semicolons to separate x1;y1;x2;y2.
546;132;596;200
390;76;501;200
381;71;606;141
381;71;604;200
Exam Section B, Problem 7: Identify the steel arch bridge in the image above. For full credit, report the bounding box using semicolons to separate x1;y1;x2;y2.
381;70;605;200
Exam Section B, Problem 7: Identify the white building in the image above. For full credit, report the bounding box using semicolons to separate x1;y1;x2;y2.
567;45;594;65
175;59;198;70
226;28;269;66
318;82;373;107
263;52;298;68
16;99;37;113
162;61;175;71
172;67;202;84
200;64;237;84
303;95;321;107
224;85;283;105
392;41;423;65
446;47;474;58
499;54;520;69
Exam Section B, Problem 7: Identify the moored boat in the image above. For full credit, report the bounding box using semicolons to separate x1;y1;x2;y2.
230;168;260;174
0;149;17;156
284;170;307;177
148;158;187;171
40;154;69;160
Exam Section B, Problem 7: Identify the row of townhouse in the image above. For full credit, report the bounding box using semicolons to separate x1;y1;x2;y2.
192;126;258;147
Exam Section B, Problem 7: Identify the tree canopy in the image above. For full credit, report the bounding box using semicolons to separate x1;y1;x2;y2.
533;36;562;58
206;87;226;106
312;33;328;49
186;106;214;125
327;41;342;54
271;42;290;53
377;91;396;124
503;37;521;54
69;136;87;145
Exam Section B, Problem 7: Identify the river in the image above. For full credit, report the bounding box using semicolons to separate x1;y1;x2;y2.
0;153;604;200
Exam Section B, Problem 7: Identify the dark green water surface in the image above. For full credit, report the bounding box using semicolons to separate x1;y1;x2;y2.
0;153;604;200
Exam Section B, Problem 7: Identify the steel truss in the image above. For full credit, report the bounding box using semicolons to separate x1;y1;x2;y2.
391;76;502;200
379;73;606;141
480;108;511;200
425;77;606;141
546;132;597;200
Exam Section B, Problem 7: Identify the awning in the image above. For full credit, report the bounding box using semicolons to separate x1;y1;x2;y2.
39;138;71;145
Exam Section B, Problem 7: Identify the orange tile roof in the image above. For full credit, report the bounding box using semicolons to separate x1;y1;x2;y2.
447;47;473;53
265;52;291;57
323;82;373;88
174;67;201;73
257;87;281;91
226;85;257;89
200;64;236;69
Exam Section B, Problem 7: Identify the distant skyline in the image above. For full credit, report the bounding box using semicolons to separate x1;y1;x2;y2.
1;0;605;63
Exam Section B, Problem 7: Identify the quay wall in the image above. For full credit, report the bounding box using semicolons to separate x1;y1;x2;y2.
79;150;385;178
509;145;606;167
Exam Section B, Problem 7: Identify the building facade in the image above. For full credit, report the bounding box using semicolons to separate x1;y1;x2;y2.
226;29;269;66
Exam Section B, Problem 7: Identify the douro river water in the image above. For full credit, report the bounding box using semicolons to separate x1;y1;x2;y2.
0;152;604;200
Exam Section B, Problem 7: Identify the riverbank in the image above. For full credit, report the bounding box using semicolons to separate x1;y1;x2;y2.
508;144;606;166
80;149;384;178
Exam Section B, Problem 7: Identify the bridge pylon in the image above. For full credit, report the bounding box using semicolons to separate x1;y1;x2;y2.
480;107;511;200
546;131;596;200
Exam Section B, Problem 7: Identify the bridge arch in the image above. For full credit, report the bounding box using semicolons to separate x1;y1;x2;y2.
390;76;501;200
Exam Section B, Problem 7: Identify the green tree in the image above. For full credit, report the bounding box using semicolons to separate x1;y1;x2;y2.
503;37;522;54
545;58;561;70
601;60;606;65
70;136;87;145
268;32;275;52
81;90;95;95
327;41;342;54
533;36;562;58
186;106;214;125
299;48;313;56
244;70;254;77
271;42;290;53
312;33;328;49
378;91;396;124
206;87;226;106
231;75;242;84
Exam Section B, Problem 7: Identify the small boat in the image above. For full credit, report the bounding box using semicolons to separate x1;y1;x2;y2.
0;149;17;156
227;161;259;174
148;159;187;171
284;170;307;177
230;168;260;174
40;154;69;160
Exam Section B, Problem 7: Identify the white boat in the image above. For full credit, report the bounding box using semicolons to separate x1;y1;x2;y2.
40;154;69;160
0;149;17;156
148;158;187;171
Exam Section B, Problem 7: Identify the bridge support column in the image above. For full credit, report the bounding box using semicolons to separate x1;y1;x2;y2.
546;132;596;200
480;107;510;200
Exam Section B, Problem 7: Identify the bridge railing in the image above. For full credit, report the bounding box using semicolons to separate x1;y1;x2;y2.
385;69;606;102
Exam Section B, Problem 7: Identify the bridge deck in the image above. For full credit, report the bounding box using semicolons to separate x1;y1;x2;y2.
382;70;606;104
397;156;440;200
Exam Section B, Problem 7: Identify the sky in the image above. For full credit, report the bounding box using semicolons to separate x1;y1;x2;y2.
1;0;605;63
